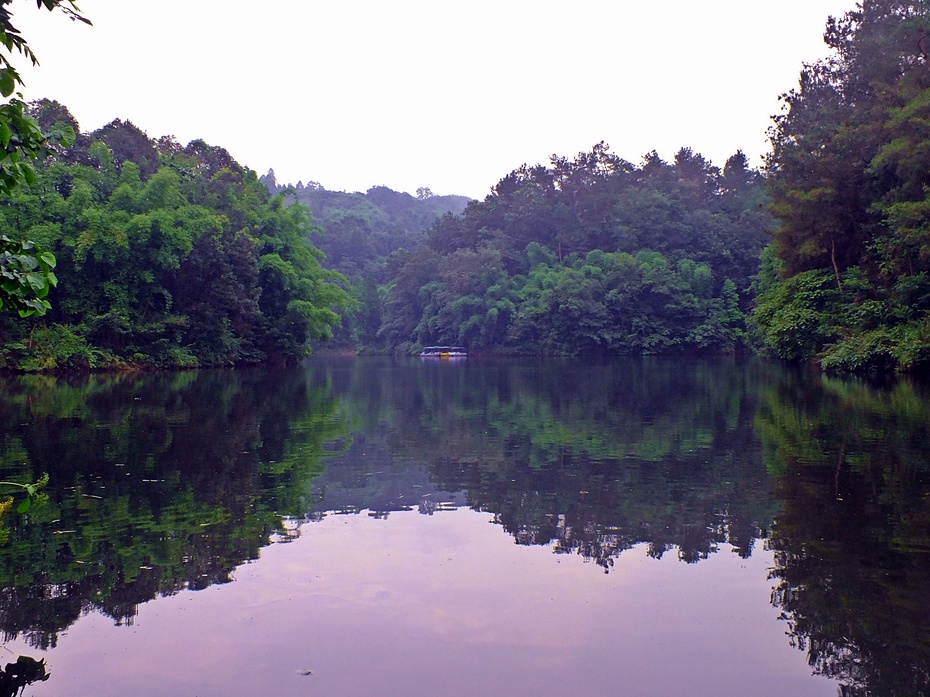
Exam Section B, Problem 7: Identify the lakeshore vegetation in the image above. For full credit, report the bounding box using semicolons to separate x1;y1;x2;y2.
0;104;352;370
2;1;930;373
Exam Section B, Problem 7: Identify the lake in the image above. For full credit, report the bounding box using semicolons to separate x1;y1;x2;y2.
0;356;927;696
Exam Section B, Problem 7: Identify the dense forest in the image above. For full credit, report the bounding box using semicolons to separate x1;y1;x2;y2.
259;171;470;282
1;109;773;365
373;144;771;355
3;1;930;373
259;174;471;349
360;0;930;372
754;0;930;372
0;101;352;370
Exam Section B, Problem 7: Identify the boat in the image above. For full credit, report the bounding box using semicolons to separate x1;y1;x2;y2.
418;346;467;359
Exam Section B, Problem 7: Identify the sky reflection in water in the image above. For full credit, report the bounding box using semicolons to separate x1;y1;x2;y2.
7;509;833;697
3;357;927;695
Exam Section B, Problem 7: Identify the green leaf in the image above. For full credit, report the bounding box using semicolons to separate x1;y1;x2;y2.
16;497;30;514
0;70;15;98
20;162;36;186
26;272;46;292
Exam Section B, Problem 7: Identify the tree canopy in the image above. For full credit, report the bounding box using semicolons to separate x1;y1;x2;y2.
0;101;352;370
375;143;771;355
755;0;930;373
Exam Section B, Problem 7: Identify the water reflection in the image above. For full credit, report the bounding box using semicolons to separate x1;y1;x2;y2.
0;358;926;695
0;368;348;649
756;370;930;696
0;656;49;696
307;357;776;569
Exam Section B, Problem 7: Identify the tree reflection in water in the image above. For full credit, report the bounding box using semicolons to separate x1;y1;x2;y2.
0;656;49;696
307;356;776;572
0;358;927;696
0;367;349;649
310;357;930;695
757;370;930;696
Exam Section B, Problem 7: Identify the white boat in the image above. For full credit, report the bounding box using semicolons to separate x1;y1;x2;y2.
418;346;467;359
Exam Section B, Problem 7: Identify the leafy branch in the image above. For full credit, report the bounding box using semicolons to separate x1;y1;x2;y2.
0;472;48;514
0;235;57;317
0;0;90;97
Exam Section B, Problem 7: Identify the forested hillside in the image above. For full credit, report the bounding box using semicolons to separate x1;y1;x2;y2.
376;143;773;354
259;174;469;278
255;174;470;349
0;100;351;370
755;0;930;373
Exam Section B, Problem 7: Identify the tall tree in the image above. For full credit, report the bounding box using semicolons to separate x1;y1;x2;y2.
756;1;930;372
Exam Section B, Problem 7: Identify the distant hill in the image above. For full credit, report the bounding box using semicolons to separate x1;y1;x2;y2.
259;171;471;280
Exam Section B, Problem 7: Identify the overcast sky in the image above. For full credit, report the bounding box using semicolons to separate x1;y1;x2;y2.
13;0;855;199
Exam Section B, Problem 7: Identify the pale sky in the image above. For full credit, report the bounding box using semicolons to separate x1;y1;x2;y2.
12;0;856;199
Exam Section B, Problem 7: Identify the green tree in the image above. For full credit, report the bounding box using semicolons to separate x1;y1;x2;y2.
380;143;771;354
253;196;352;362
0;1;88;317
758;1;930;372
0;107;353;370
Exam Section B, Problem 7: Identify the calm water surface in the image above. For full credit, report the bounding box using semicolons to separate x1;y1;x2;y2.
0;357;926;696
